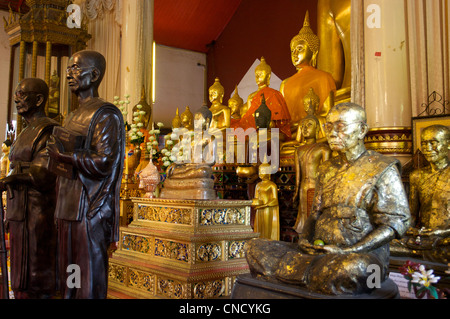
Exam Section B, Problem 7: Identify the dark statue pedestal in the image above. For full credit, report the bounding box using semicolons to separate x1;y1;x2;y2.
231;274;400;299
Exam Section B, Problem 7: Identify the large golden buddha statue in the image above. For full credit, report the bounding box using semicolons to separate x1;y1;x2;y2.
317;0;351;102
208;77;231;131
391;125;450;264
280;11;336;131
238;57;291;140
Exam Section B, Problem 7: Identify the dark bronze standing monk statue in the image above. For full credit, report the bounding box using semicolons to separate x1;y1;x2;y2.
245;103;410;296
47;50;125;299
0;78;59;298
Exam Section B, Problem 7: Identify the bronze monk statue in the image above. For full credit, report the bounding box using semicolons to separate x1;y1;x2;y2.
391;125;450;264
244;103;410;295
46;50;125;299
0;78;59;298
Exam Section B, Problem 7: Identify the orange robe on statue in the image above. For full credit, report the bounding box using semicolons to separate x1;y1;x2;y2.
237;87;292;139
282;66;336;123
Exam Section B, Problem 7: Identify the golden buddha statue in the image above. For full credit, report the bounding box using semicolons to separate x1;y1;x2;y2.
208;77;231;131
229;86;243;128
239;57;291;140
245;103;410;296
391;125;450;264
317;0;351;102
280;87;327;155
47;70;60;116
1;139;11;179
172;107;182;129
292;112;331;233
252;162;280;241
180;106;194;131
160;109;217;200
280;11;336;132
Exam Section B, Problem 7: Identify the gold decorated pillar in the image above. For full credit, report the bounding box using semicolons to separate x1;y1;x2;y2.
363;0;412;164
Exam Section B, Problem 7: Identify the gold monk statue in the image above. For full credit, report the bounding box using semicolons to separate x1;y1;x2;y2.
208;77;231;131
252;162;280;241
280;87;327;155
229;86;243;128
317;0;351;102
280;11;336;133
245;103;410;295
391;125;450;264
239;57;291;140
292;111;331;233
160;107;217;200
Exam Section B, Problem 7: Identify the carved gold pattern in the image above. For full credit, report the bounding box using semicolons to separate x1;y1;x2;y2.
193;280;225;299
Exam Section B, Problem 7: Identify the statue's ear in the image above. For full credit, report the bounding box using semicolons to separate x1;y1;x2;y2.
35;93;45;108
91;67;101;83
310;52;318;68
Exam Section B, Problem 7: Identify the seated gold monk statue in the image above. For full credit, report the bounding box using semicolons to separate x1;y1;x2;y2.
208;77;231;131
160;107;217;200
229;86;243;128
180;106;194;131
317;0;351;102
245;103;410;295
292;111;331;233
280;11;336;134
280;87;327;155
239;57;291;141
252;162;280;241
391;125;450;264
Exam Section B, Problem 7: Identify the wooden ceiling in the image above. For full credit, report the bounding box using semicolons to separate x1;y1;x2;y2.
0;0;242;53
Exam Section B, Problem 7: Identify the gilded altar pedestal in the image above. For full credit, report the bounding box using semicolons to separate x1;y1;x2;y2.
107;198;257;299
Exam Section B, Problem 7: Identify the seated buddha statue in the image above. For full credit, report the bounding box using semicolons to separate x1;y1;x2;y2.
391;125;450;264
280;87;327;155
239;57;291;141
1;139;11;178
229;86;243;128
280;11;336;134
160;108;217;200
208;77;231;132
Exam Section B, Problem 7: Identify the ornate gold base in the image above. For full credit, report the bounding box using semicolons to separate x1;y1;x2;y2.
108;198;257;299
364;127;412;165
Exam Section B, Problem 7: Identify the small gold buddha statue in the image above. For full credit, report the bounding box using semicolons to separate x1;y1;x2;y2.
208;77;231;131
252;161;280;241
280;87;327;155
172;107;182;129
292;111;331;233
229;86;243;128
280;11;336;133
47;70;60;116
239;57;291;140
180;106;194;131
1;139;11;179
391;125;450;264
